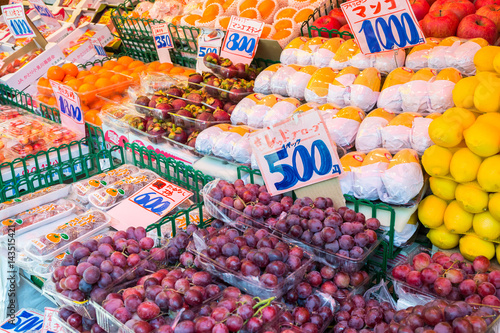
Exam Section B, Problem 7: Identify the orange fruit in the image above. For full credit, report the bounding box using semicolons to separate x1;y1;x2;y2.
128;60;144;69
37;77;53;95
94;77;112;89
183;69;196;76
62;63;79;77
89;99;105;110
110;94;124;102
103;60;118;69
294;8;314;23
83;75;98;84
84;110;96;123
66;79;82;91
98;69;114;79
275;7;297;20
239;0;257;12
110;74;127;85
239;8;259;19
172;15;183;25
47;66;65;81
205;0;224;7
158;63;174;72
184;14;202;25
132;65;147;73
148;61;161;70
78;83;97;105
117;56;134;67
223;0;235;10
77;71;90;79
63;75;76;83
112;64;127;72
47;97;57;106
275;18;294;30
272;29;292;40
203;3;223;19
121;69;133;76
38;95;49;103
89;65;102;74
257;0;276;19
81;104;90;113
169;67;185;74
219;17;231;29
130;73;140;81
94;115;102;126
261;25;274;38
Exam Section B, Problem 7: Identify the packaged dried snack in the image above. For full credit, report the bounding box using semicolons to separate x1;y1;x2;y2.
24;209;112;261
88;170;159;210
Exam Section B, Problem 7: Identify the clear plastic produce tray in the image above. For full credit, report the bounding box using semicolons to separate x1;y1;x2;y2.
52;309;81;333
43;280;96;319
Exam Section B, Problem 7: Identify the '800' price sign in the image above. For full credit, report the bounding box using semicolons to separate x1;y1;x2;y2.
220;16;264;65
249;110;342;196
341;0;425;54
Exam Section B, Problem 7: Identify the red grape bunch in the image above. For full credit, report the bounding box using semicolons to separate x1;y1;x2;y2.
58;307;104;333
333;294;395;333
207;179;297;227
51;226;158;304
156;286;282;333
383;299;496;333
165;224;209;265
286;264;370;304
271;199;380;271
101;268;221;333
392;251;500;305
193;225;311;293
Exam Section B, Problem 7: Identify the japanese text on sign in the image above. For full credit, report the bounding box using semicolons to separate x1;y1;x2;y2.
90;37;106;57
341;0;424;54
29;0;60;28
220;16;264;65
50;80;85;139
1;4;36;39
151;23;173;63
249;110;342;196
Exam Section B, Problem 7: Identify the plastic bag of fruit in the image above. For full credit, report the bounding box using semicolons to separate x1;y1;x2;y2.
280;37;309;65
312;38;344;68
287;66;318;100
325;106;365;149
195;126;224;155
428;68;461;113
410;115;438;155
339;152;365;196
231;93;265;125
230;133;253;164
254;64;283;95
380;113;422;153
355;108;395;153
212;131;243;160
377;67;414;112
348;67;381;112
326;66;359;108
450;39;487;76
351;149;392;201
246;94;283;128
262;98;301;127
399;68;436;113
270;65;302;96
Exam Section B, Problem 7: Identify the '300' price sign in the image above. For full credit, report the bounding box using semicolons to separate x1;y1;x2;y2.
341;0;424;54
249;110;342;196
50;80;85;139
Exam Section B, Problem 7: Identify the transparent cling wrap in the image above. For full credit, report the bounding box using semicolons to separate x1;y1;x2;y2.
355;117;390;153
88;170;159;211
380;162;424;205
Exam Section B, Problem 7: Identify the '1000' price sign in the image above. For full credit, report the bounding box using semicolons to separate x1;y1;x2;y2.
50;80;85;139
341;0;425;54
220;16;264;65
249;110;342;196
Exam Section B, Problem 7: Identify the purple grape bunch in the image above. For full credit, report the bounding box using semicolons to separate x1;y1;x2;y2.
58;307;103;333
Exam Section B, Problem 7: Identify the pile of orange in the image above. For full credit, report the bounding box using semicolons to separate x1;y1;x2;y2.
36;56;195;127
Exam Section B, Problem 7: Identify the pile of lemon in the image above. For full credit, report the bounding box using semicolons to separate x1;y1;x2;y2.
419;46;500;262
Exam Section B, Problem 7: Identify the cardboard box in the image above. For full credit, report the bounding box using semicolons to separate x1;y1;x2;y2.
44;21;75;43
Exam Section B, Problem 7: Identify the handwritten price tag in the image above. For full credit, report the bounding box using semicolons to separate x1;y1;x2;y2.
0;309;44;333
220;16;263;65
1;4;36;39
249;110;342;196
108;178;193;229
197;28;224;73
151;23;173;64
41;308;63;333
341;0;424;54
90;37;106;57
29;0;61;28
50;80;85;139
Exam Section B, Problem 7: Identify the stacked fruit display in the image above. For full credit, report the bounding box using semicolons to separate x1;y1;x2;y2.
203;54;260;81
420;46;500;259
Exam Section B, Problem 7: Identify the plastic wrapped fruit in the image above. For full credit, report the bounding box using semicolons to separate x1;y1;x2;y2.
327;66;360;108
295;37;329;66
280;36;309;65
231;93;265;125
339;152;366;196
348;67;381;111
312;38;345;68
324;106;365;149
355;108;395;153
263;98;301;127
246;94;283;128
304;67;339;103
428;68;462;113
400;68;437;113
270;64;302;96
377;67;415;112
286;65;318;100
254;64;283;95
195;125;225;155
411;113;441;155
352;148;392;201
405;38;440;70
329;39;359;70
380;112;422;153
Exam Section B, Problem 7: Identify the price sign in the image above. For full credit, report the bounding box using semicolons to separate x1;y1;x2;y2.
108;178;193;229
220;16;264;65
0;309;44;333
341;0;424;54
151;23;173;64
197;28;224;73
29;0;61;28
1;4;36;39
50;80;85;139
41;308;63;333
249;110;342;196
90;37;106;57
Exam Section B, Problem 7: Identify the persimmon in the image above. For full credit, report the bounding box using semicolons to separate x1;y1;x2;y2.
47;66;65;81
61;63;79;77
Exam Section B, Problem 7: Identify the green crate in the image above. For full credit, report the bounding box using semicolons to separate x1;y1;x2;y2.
300;0;354;39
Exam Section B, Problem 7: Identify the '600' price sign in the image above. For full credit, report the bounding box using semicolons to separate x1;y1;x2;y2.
50;80;85;139
249;110;342;196
220;16;264;65
341;0;425;54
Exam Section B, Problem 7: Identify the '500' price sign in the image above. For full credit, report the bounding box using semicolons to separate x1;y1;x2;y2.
249;110;342;196
341;0;424;54
50;80;85;139
1;4;36;38
220;16;264;65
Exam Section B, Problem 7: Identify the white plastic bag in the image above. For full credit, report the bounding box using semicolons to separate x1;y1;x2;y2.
381;125;412;153
410;117;434;155
428;79;455;113
349;85;379;111
400;80;430;113
380;162;424;204
352;162;388;201
355;117;388;152
195;127;223;154
377;84;403;112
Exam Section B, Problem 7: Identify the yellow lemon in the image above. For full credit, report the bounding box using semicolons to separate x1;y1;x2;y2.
463;121;500;157
452;77;479;110
473;72;500;113
474;46;500;72
489;193;500;221
477;155;500;192
429;177;457;201
476;112;500;131
427;225;460;250
418;195;447;228
428;116;464;148
459;234;496;261
449;148;482;183
497;244;500;264
441;107;476;130
444;200;473;234
455;182;489;214
473;211;500;240
494;51;500;74
421;145;453;177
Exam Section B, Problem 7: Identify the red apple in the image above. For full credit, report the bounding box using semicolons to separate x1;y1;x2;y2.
429;0;449;11
311;16;341;37
328;8;347;26
339;24;353;40
475;0;500;10
411;0;431;20
441;0;476;20
419;10;460;37
477;4;500;30
457;14;498;44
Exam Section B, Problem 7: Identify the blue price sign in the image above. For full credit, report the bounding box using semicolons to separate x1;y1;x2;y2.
50;80;85;139
1;4;36;39
90;37;106;57
220;16;263;65
198;46;218;57
0;309;44;332
341;0;424;54
151;23;173;63
29;0;61;28
249;110;342;196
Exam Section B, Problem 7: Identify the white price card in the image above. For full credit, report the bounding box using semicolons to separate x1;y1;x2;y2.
341;0;425;54
28;0;61;28
1;4;36;39
197;28;224;73
50;80;85;139
220;16;264;65
151;23;173;63
0;309;44;333
41;308;63;333
249;109;342;196
108;178;193;229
